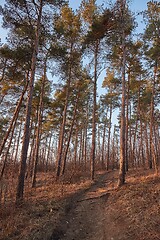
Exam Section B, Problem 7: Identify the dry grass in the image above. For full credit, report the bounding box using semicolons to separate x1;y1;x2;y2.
0;170;91;240
105;169;160;240
0;168;160;240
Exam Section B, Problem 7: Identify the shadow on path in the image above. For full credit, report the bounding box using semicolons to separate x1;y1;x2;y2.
49;171;117;240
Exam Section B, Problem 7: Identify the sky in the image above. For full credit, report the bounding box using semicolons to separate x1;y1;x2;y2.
0;0;149;44
67;0;150;124
68;0;149;33
68;0;149;96
0;0;150;126
0;0;149;43
0;0;6;43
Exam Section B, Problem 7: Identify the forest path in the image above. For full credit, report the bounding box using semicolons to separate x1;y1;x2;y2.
49;170;119;240
1;168;159;240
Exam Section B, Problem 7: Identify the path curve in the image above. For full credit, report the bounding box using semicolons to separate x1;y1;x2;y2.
49;170;118;240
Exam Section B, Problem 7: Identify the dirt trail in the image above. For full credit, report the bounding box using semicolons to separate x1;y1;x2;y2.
1;169;159;240
50;171;118;240
48;169;160;240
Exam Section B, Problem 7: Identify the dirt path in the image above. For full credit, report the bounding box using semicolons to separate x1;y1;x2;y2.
7;168;157;240
1;169;159;240
49;171;118;240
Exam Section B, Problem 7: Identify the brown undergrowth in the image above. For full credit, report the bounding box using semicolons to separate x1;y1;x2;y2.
105;169;160;240
0;169;92;240
0;168;160;240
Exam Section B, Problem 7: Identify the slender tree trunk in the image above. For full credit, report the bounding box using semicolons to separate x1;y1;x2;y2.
128;102;132;168
41;138;47;166
84;99;89;170
140;120;145;167
150;63;158;174
97;124;101;165
84;125;88;171
13;121;22;169
78;129;83;165
62;96;78;175
90;40;99;180
46;133;52;172
106;103;112;171
27;117;36;178
125;71;130;172
16;0;43;204
131;88;140;167
154;124;159;164
73;124;78;169
0;80;29;157
56;43;73;179
144;121;150;168
81;128;85;166
118;0;126;187
101;110;108;169
111;126;117;169
32;58;47;187
10;135;16;162
0;116;17;181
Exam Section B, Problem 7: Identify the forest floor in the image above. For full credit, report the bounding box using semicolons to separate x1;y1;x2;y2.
0;168;160;240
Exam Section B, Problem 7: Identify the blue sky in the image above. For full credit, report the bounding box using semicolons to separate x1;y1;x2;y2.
68;0;149;33
0;0;149;94
0;0;149;43
67;0;149;123
0;0;150;126
69;0;148;13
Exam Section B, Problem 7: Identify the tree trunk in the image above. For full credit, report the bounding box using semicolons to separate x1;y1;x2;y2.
0;79;29;157
46;133;52;172
78;129;83;165
101;108;108;169
125;71;130;172
32;58;47;187
131;88;140;167
16;0;43;204
56;43;73;180
106;103;112;171
90;40;99;180
13;121;22;169
144;121;150;168
84;99;89;170
61;96;78;175
150;63;158;174
26;117;36;178
0;116;17;181
73;124;78;169
118;0;126;187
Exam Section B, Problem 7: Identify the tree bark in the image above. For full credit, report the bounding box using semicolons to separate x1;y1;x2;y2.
118;0;126;187
61;96;78;175
73;124;78;169
106;103;112;171
56;43;73;180
13;120;22;169
16;0;43;204
150;63;158;174
32;57;47;187
125;70;130;172
0;79;29;157
0;120;16;181
90;40;99;180
46;133;52;172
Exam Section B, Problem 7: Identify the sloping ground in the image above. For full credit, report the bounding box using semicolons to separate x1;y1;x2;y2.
0;168;160;240
105;170;160;240
49;171;115;240
49;169;160;240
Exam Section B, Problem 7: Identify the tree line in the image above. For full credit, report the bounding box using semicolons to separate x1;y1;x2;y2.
0;0;159;205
